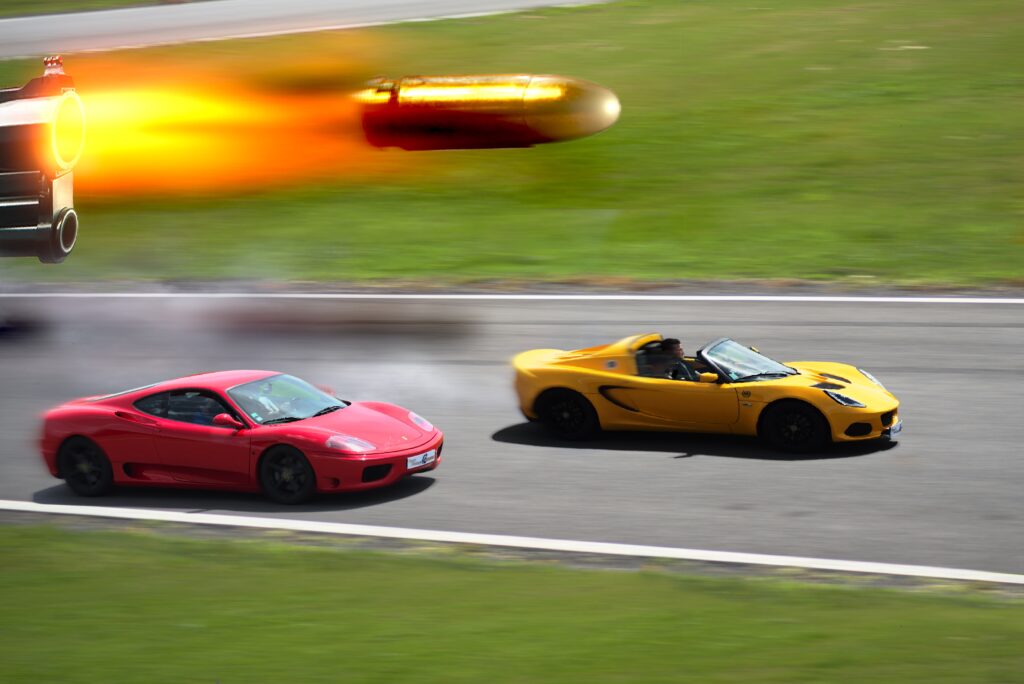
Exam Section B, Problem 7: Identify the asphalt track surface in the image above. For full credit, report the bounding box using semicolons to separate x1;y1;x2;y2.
0;0;595;59
0;295;1021;574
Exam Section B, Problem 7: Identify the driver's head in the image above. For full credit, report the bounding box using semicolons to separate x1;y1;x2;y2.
661;338;683;358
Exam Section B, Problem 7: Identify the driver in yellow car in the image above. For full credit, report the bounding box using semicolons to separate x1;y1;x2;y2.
651;338;699;381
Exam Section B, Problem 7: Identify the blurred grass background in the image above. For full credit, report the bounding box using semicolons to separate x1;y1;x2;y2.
0;0;163;18
1;0;1022;285
2;525;1022;683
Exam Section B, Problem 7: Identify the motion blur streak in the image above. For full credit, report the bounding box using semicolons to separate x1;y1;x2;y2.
66;54;408;195
377;83;566;103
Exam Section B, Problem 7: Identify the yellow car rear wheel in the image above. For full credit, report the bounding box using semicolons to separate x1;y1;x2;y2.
536;389;600;440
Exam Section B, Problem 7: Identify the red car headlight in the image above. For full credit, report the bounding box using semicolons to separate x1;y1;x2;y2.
324;435;376;453
408;411;433;431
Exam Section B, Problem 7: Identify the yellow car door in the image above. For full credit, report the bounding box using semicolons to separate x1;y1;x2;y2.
615;376;740;428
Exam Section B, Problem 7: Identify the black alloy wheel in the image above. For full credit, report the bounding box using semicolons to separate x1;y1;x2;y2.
58;437;114;497
537;390;600;440
761;401;829;453
259;447;316;504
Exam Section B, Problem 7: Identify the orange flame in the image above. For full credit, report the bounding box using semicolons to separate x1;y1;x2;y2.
66;50;415;195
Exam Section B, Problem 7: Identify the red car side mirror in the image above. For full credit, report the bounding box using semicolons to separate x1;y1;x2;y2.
213;413;245;430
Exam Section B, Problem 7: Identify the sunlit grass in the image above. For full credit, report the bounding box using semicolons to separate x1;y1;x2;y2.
1;525;1022;683
1;0;1021;285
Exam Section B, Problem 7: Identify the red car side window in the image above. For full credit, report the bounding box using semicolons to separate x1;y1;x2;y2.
165;390;234;427
134;392;169;418
135;390;237;427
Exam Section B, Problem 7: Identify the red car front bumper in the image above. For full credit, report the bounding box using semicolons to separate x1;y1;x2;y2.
307;434;443;493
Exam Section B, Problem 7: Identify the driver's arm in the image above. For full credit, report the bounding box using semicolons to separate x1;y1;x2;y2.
671;360;699;382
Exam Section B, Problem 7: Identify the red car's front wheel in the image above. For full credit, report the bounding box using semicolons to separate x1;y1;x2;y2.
259;446;316;504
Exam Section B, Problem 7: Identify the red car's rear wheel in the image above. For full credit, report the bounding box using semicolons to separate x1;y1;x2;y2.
259;446;316;504
58;437;114;497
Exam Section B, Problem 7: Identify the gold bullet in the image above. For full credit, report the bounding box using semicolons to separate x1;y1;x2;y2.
357;74;620;150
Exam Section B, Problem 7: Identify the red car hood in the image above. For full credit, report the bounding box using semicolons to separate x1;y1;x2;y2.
280;403;433;454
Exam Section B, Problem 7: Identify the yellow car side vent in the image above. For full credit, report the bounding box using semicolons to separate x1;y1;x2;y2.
598;386;640;413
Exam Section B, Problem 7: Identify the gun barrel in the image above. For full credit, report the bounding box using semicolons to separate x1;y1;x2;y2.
358;75;620;150
0;57;81;263
0;171;77;263
0;90;85;174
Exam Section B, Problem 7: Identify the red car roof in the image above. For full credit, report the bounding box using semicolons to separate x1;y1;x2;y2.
157;370;281;392
90;370;281;402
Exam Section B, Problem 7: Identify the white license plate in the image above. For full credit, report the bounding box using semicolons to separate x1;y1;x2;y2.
888;420;903;438
407;450;436;469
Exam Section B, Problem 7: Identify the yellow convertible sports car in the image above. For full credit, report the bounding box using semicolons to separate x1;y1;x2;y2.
513;333;901;452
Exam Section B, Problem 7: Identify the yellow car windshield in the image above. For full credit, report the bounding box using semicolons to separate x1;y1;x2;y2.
703;340;796;382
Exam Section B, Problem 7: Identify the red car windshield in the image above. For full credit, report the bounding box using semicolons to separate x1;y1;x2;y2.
227;374;344;425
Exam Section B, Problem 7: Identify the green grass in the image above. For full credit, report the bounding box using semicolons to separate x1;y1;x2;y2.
0;0;172;18
0;526;1021;683
2;0;1022;285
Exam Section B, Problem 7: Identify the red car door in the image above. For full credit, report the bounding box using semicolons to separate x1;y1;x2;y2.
148;389;252;488
101;405;162;472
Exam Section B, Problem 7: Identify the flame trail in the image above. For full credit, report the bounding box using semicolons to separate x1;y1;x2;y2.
67;50;412;195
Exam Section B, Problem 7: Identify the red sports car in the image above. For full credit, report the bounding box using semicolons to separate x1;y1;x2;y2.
39;370;443;504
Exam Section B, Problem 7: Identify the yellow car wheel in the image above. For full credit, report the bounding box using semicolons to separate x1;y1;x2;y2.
536;389;600;440
760;401;829;453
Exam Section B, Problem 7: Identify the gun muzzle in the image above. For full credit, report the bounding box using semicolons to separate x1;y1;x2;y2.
0;172;78;263
0;56;83;263
358;75;620;150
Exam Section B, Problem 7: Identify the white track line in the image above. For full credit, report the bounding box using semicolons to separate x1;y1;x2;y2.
3;500;1021;584
0;292;1022;304
0;12;517;59
0;1;605;60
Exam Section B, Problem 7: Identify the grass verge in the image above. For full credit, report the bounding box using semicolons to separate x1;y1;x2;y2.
1;0;1022;285
0;0;171;19
1;525;1022;683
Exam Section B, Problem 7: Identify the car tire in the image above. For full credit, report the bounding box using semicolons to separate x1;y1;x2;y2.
760;400;830;453
536;389;600;440
259;446;316;504
58;437;114;497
